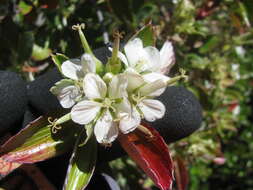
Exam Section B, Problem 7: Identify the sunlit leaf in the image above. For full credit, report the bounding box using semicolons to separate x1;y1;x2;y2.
64;133;97;190
32;44;52;61
118;123;174;190
18;1;33;15
0;112;80;175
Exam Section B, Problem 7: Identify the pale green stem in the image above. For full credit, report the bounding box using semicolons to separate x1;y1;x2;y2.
167;70;188;86
55;113;71;125
72;23;104;74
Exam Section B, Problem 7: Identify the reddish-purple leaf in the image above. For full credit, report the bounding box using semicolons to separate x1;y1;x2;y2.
0;157;21;177
118;123;174;190
174;157;189;190
0;112;80;175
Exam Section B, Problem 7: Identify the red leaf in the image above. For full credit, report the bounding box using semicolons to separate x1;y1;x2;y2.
174;157;189;190
0;157;21;177
0;112;80;175
118;123;174;190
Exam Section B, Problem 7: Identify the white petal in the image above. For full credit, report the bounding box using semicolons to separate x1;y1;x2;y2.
116;99;140;134
143;46;161;72
108;74;128;99
83;73;107;99
71;100;101;125
159;41;175;74
143;72;170;83
81;53;96;73
138;99;165;122
124;38;144;67
142;72;170;96
61;59;83;80
124;68;145;92
58;86;80;108
94;110;118;144
119;107;140;134
109;47;129;67
50;79;80;108
139;79;167;96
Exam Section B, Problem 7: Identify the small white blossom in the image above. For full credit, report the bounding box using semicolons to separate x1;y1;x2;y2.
51;53;97;108
71;73;140;144
126;71;167;122
118;38;175;74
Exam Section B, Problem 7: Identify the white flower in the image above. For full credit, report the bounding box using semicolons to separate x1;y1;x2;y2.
118;38;175;74
71;73;140;144
51;53;96;108
126;71;167;122
61;53;96;80
50;79;81;108
114;38;175;94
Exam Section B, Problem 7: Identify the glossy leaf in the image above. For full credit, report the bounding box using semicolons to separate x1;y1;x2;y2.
0;112;80;175
64;133;97;190
174;157;189;190
118;123;174;190
32;44;52;61
130;23;155;46
0;157;21;178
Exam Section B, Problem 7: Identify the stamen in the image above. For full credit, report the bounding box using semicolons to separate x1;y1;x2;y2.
48;117;62;134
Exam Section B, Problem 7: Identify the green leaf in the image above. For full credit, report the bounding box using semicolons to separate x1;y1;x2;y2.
51;53;69;73
0;111;81;175
18;1;33;15
199;36;220;54
130;23;155;46
31;44;52;61
64;133;97;190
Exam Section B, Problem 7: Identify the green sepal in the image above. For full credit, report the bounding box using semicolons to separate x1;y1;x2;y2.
106;57;122;74
51;53;69;73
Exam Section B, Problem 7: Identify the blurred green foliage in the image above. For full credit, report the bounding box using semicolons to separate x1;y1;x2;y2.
1;0;253;189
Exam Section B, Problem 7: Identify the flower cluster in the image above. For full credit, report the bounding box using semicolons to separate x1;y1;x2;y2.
50;24;183;145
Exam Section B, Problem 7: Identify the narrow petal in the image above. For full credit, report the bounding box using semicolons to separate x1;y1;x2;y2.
61;59;83;80
159;41;175;74
84;73;107;99
138;99;165;122
81;53;96;73
143;46;161;72
124;68;145;92
71;100;101;125
108;74;128;99
109;47;129;67
139;79;167;97
119;107;141;134
94;110;118;144
124;38;144;67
